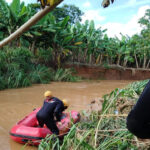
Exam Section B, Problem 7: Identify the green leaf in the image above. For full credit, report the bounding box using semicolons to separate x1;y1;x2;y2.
0;0;10;20
43;28;56;32
63;36;73;44
0;32;4;40
10;0;20;16
18;5;27;17
31;31;42;36
61;16;70;28
24;32;33;38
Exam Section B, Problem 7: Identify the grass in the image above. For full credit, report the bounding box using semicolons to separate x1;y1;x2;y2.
52;68;81;82
0;47;80;90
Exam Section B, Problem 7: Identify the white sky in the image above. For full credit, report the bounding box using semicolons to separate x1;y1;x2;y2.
101;5;150;38
79;0;150;38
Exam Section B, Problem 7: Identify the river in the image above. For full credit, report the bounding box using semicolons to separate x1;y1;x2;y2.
0;80;133;150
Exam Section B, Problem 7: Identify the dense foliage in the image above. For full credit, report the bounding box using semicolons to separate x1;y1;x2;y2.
38;80;149;150
0;0;150;70
0;46;80;90
52;4;84;24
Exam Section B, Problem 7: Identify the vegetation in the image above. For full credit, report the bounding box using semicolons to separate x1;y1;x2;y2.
1;0;150;71
52;4;84;24
0;0;150;149
0;46;80;90
38;80;149;150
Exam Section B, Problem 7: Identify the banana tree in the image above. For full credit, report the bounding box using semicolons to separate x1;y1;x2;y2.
0;0;31;45
139;30;150;69
0;0;63;48
124;37;136;68
119;35;134;67
138;9;150;69
0;0;114;49
90;28;105;64
33;13;74;68
86;21;105;64
99;35;118;65
70;20;105;64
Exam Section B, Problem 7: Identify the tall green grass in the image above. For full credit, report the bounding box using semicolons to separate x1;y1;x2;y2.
52;68;81;82
0;47;80;90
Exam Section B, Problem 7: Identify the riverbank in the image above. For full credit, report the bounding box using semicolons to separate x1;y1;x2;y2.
65;64;150;80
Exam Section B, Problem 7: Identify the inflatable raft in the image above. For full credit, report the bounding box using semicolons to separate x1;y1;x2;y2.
10;108;80;146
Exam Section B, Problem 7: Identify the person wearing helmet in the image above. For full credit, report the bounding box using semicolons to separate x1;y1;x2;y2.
36;90;69;135
62;99;69;109
127;80;150;139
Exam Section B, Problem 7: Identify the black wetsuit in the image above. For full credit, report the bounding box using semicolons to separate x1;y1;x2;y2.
36;97;65;135
127;80;150;139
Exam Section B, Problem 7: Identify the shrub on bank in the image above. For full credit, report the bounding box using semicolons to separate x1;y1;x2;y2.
52;68;81;82
0;47;79;90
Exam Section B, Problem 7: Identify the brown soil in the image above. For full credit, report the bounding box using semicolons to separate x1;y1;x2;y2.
66;64;150;80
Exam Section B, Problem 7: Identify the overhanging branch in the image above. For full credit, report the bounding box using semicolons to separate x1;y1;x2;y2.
0;0;63;49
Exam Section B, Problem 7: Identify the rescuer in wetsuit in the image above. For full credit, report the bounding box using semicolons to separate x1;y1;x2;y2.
126;80;150;139
36;91;69;135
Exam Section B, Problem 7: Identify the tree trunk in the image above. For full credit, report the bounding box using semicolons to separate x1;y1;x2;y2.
146;59;150;69
134;53;139;68
142;54;147;69
0;0;63;49
83;48;88;63
123;58;128;67
89;54;92;64
99;54;103;65
117;54;121;65
31;40;36;54
107;56;109;65
96;54;100;65
110;56;113;65
77;48;81;62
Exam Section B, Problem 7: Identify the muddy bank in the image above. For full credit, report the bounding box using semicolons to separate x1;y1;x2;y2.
66;64;150;80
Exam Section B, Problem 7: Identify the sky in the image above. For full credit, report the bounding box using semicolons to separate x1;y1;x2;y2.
6;0;150;38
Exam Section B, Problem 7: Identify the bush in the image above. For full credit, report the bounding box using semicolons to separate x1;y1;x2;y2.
29;64;52;84
52;68;81;82
0;47;52;90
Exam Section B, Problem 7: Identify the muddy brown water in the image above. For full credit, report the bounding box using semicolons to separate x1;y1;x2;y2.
0;80;133;150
